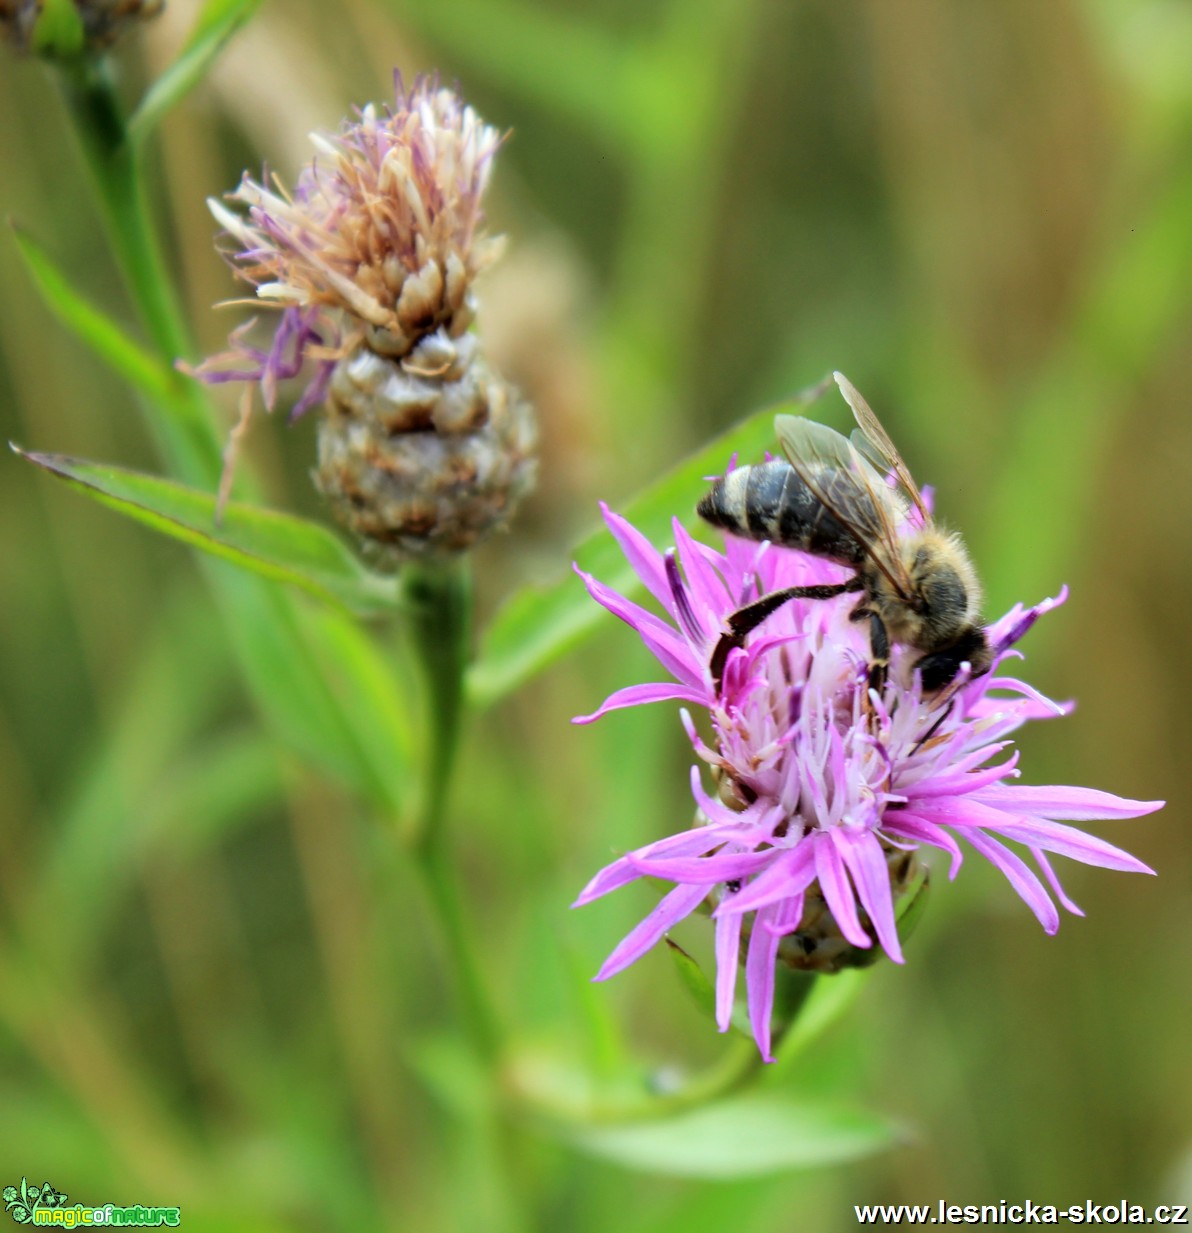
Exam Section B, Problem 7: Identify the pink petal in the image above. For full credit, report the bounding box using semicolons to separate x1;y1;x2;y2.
901;756;1019;800
973;784;1164;821
600;503;671;608
746;902;783;1062
574;829;727;905
595;883;710;980
813;835;871;950
715;841;816;917
722;535;767;602
884;812;965;880
672;518;731;620
627;849;776;884
981;677;1068;716
714;909;743;1031
977;816;1154;875
966;695;1074;725
832;828;903;963
573;681;709;724
1031;848;1084;916
575;567;703;686
962;830;1059;934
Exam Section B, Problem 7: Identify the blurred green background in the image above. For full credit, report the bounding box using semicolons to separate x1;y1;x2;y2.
1;0;1189;1228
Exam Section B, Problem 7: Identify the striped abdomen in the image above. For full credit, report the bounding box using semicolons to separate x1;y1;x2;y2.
697;460;869;566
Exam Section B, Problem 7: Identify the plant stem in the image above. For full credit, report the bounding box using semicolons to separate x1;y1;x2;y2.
404;557;501;1062
56;54;222;486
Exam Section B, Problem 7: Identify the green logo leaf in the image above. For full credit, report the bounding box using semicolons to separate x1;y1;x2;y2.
3;1178;66;1224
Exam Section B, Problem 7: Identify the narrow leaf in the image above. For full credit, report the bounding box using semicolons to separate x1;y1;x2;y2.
564;1092;900;1178
129;0;262;142
13;448;399;615
218;567;409;810
10;226;180;410
665;939;715;1018
293;601;414;816
468;384;830;706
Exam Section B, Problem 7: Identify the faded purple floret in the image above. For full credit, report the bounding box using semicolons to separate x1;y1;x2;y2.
195;306;336;422
572;497;1161;1061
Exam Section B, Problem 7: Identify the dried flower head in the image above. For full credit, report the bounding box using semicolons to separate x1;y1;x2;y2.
190;73;536;558
0;0;162;53
572;501;1161;1060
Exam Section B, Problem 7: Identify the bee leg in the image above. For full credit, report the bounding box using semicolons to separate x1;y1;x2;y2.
709;578;863;688
910;700;955;755
849;606;890;694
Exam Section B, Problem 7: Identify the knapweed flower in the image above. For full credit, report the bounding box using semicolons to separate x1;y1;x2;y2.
190;73;536;558
0;0;161;53
572;502;1161;1060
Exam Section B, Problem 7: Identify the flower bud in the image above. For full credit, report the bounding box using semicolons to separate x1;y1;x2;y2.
189;74;536;558
315;332;536;559
1;0;162;55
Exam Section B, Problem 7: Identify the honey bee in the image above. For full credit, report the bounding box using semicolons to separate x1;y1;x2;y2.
698;372;992;694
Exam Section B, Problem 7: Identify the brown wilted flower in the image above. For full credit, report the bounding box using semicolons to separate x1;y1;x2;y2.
190;73;537;560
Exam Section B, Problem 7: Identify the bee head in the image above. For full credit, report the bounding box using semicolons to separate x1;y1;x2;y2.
914;625;993;693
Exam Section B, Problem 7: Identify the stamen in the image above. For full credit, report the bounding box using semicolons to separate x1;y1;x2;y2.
665;550;705;645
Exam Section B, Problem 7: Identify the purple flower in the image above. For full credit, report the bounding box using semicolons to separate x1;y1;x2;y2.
572;500;1161;1060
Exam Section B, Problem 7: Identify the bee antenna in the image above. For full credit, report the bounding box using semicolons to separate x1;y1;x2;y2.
784;373;835;407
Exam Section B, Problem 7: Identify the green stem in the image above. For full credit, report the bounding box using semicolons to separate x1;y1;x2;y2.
404;557;500;1062
56;54;222;486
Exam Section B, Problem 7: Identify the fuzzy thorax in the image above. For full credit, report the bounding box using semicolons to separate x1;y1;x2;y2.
865;527;985;654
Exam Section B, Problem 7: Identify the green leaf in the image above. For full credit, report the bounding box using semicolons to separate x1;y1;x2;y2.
129;0;262;142
467;382;831;707
564;1091;900;1178
663;938;757;1041
214;569;411;810
665;939;716;1019
292;601;413;815
12;448;399;616
10;226;181;411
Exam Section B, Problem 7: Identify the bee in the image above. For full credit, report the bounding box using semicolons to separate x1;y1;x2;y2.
698;372;992;694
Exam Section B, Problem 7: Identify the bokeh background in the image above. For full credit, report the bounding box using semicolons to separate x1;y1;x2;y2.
1;0;1189;1228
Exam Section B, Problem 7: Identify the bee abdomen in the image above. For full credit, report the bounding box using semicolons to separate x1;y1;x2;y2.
697;461;866;565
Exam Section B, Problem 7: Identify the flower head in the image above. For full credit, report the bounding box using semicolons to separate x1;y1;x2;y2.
195;72;503;411
573;498;1161;1060
190;73;536;557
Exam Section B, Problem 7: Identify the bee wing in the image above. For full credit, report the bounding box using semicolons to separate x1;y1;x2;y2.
833;372;932;525
774;414;915;600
